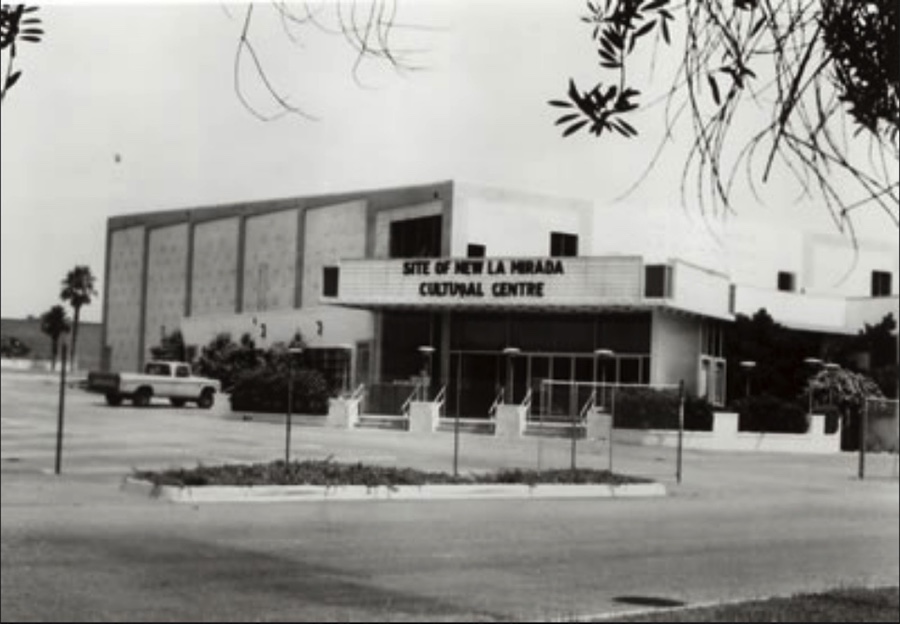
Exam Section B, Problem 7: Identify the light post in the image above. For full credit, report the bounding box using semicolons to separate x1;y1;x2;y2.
418;345;435;401
502;347;520;404
285;347;303;465
740;360;756;398
594;348;615;408
804;357;824;414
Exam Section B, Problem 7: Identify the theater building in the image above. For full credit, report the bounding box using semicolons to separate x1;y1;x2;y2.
101;180;898;416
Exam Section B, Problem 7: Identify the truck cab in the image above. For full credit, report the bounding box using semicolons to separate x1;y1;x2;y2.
87;361;221;409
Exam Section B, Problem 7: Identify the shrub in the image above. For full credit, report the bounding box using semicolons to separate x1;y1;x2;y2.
134;460;653;487
194;333;264;392
613;387;713;431
0;334;31;358
230;366;329;415
732;394;809;433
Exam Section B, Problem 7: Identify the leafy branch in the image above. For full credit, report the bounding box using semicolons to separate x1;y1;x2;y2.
0;3;43;104
550;0;899;236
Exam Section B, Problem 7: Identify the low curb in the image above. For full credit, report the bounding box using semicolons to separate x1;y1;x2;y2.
121;478;666;503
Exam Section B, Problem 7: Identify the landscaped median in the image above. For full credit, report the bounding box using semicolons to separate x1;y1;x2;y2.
123;460;666;503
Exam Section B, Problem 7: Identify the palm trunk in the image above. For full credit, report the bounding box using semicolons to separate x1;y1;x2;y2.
70;306;80;371
51;337;58;371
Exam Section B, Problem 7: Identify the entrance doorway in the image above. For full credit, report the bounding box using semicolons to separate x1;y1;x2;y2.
446;351;642;419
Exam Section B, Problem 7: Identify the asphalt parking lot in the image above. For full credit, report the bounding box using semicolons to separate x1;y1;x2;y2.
2;371;898;621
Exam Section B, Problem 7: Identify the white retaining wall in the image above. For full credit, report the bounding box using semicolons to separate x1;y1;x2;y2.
612;412;841;454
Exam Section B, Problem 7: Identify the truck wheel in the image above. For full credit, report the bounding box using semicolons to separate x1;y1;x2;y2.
197;389;215;410
170;398;186;408
105;393;123;407
133;388;152;408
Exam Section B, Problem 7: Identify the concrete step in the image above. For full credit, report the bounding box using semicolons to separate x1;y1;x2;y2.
357;414;408;431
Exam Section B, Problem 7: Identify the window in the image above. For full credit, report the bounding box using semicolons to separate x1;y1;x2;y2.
145;363;170;376
389;215;442;258
467;243;486;258
322;266;339;297
777;271;796;292
175;365;190;378
644;265;672;298
872;271;893;297
550;232;578;257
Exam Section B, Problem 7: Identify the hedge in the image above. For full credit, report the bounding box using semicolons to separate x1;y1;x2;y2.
612;387;714;431
731;394;809;433
230;367;330;415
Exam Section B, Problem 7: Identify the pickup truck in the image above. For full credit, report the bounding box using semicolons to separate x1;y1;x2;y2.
87;361;221;408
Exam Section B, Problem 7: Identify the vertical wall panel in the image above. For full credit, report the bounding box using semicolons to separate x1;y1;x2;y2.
242;209;298;313
303;200;367;305
144;224;189;361
106;226;145;372
191;217;240;316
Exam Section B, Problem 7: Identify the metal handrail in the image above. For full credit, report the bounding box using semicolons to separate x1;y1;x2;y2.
348;383;366;401
434;385;447;407
400;383;422;418
521;388;533;412
488;387;505;418
579;390;597;422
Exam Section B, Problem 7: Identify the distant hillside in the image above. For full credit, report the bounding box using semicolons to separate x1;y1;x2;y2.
1;317;102;371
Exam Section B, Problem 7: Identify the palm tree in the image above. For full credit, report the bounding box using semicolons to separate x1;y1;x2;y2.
60;265;97;371
39;305;70;371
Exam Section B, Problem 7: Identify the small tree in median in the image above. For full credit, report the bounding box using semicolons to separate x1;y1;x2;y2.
805;367;885;451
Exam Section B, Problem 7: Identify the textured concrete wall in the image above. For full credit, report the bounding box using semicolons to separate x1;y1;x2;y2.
303;200;367;305
180;306;374;353
452;184;593;257
373;201;443;258
191;217;240;316
144;223;189;363
242;209;299;312
651;309;700;392
106;226;145;372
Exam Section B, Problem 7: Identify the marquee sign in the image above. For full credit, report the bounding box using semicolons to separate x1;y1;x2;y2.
403;258;564;299
333;255;651;310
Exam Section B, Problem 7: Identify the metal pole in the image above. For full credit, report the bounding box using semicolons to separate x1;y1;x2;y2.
538;381;545;473
453;409;460;477
55;344;68;475
676;380;685;484
570;393;577;473
858;397;868;480
608;385;615;473
285;358;293;465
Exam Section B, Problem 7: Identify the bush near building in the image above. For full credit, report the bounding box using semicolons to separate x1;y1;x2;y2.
230;366;330;415
731;394;810;434
613;387;714;431
0;334;31;358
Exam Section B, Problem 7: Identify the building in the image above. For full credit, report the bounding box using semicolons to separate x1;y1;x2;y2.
101;180;899;416
1;317;102;372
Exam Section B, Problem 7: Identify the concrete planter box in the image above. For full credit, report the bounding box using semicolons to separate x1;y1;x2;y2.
122;478;665;503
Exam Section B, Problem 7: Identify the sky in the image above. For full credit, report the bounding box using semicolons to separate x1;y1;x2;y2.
2;0;897;323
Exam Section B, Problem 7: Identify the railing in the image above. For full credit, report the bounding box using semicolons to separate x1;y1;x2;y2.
579;390;597;421
521;388;533;415
400;383;423;418
348;383;366;401
488;387;505;418
434;385;447;417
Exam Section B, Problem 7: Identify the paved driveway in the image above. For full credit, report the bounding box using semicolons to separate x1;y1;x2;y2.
2;372;898;621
